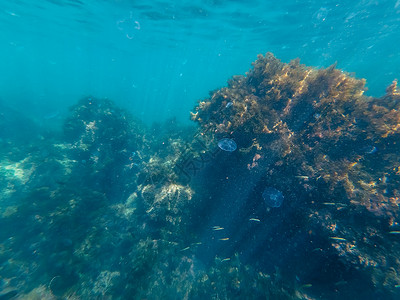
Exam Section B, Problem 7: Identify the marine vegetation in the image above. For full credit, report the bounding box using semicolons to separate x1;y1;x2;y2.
1;53;400;299
189;52;400;299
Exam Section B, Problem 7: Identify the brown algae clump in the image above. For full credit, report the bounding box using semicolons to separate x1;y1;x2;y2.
192;53;400;218
190;53;400;298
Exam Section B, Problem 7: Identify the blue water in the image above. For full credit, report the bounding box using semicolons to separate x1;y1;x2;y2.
1;1;400;299
1;0;400;125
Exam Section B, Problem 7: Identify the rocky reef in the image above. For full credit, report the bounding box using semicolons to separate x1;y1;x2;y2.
1;53;400;299
189;53;400;298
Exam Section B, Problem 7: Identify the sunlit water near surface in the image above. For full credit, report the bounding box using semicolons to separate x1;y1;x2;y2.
1;0;400;299
1;0;400;125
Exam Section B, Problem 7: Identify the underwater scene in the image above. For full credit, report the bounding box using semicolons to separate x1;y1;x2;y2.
1;0;400;299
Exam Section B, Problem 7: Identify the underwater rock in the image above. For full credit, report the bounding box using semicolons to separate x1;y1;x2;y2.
190;53;400;298
92;270;121;297
262;187;284;208
217;138;237;152
63;96;145;201
140;183;193;227
192;53;400;218
3;53;400;299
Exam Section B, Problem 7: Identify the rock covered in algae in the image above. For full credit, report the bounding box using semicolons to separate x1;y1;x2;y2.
63;96;146;201
141;183;193;224
191;52;400;218
190;53;400;298
3;54;400;299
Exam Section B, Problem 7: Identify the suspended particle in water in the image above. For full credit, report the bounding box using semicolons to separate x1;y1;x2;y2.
313;113;321;119
262;187;284;208
217;138;237;152
312;7;330;23
134;20;141;30
116;11;141;40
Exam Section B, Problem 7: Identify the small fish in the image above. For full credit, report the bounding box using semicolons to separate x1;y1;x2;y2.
322;202;348;207
249;218;260;222
295;175;309;180
212;226;224;231
191;242;202;245
226;101;233;108
221;258;231;262
311;248;323;252
300;284;312;288
44;111;60;119
395;284;400;288
180;246;190;252
329;237;347;241
389;231;400;234
335;280;348;286
219;238;230;241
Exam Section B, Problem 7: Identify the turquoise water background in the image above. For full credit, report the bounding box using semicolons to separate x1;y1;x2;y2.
1;0;399;125
2;2;400;298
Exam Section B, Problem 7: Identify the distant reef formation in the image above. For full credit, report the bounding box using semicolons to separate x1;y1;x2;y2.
0;53;400;299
